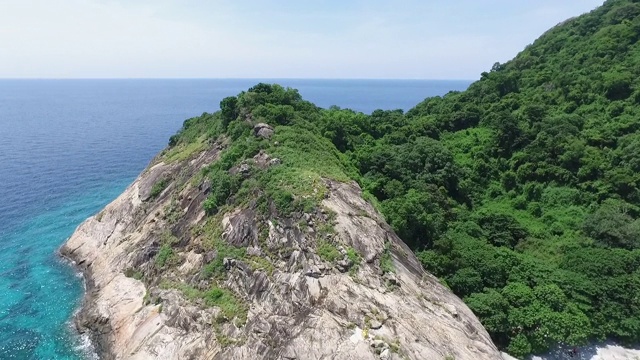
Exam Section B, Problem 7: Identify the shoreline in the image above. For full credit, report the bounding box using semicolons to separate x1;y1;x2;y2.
59;253;100;360
59;243;112;360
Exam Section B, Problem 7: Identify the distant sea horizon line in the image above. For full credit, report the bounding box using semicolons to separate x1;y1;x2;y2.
0;77;476;81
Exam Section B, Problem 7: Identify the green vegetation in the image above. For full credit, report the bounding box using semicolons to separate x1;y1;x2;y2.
124;268;143;280
380;245;395;274
155;244;174;267
149;178;169;199
163;2;640;356
202;239;247;279
155;231;179;268
203;287;248;323
161;281;248;325
169;84;357;219
317;240;341;262
162;198;182;224
164;112;223;162
346;247;361;265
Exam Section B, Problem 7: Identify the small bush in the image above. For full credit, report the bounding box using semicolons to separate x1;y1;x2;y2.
317;240;341;262
346;247;361;265
150;179;169;199
156;244;174;267
380;244;394;273
203;170;241;215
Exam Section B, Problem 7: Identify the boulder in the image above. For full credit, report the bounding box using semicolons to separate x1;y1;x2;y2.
253;123;274;139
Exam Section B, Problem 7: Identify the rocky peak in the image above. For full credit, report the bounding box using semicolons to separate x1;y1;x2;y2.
61;144;503;360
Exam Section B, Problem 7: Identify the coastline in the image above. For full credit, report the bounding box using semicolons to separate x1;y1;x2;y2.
59;246;110;360
59;253;100;360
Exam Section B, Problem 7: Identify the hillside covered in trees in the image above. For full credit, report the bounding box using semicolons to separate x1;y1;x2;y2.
165;0;640;357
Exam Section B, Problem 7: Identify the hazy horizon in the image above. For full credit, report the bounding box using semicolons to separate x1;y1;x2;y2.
0;77;476;80
2;0;603;79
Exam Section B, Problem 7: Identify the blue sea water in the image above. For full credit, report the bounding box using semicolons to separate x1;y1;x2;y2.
0;79;471;359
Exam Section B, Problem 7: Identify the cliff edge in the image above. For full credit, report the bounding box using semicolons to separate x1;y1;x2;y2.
61;86;504;360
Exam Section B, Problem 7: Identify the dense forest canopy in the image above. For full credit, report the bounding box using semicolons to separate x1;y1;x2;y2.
166;0;640;357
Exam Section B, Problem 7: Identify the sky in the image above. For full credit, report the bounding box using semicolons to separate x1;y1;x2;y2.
0;0;604;79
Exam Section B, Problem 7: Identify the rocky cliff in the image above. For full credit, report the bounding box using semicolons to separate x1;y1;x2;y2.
61;89;505;360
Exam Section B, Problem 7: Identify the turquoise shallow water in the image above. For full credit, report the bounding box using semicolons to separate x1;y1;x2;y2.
0;181;130;359
0;79;470;359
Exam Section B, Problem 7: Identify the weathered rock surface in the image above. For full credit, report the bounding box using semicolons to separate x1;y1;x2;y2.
254;123;275;139
61;145;506;360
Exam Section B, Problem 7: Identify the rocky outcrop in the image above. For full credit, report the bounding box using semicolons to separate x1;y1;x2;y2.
254;123;274;139
61;143;505;360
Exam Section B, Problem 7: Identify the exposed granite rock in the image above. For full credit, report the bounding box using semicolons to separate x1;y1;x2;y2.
254;123;274;139
61;145;506;360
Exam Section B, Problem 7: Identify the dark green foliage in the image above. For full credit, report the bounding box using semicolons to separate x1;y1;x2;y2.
155;244;174;268
582;199;640;249
149;179;169;199
203;170;241;215
124;268;143;280
474;211;528;249
337;0;640;354
448;267;483;296
380;243;395;273
381;189;447;249
220;96;239;127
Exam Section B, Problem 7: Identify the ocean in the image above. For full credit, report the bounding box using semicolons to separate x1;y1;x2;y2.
0;79;471;359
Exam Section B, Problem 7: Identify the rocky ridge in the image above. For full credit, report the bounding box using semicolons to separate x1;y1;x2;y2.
62;123;505;360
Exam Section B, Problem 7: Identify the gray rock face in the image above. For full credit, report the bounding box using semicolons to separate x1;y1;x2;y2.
253;123;274;139
61;145;505;360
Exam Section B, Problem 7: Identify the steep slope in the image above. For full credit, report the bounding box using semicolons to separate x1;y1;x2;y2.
317;0;640;358
61;85;503;359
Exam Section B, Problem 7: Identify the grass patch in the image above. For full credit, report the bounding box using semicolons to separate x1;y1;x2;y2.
164;136;208;163
162;198;182;224
203;287;248;323
246;255;275;275
346;247;361;265
242;126;359;217
202;239;247;279
317;240;341;262
269;126;356;182
317;221;336;238
162;281;248;325
346;247;361;276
